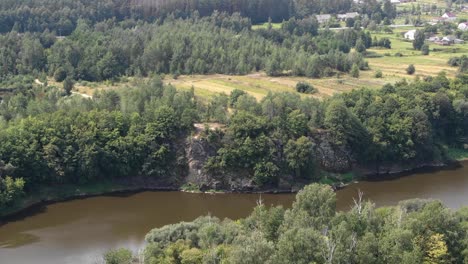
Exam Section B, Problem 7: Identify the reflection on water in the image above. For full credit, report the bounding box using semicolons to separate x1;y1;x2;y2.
0;161;467;264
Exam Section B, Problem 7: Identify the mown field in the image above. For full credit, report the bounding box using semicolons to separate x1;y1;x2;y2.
164;29;467;99
56;21;467;100
367;26;468;78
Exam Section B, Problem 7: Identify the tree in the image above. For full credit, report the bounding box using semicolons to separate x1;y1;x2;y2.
0;176;25;209
421;44;430;55
254;161;279;186
375;70;383;78
407;64;416;75
295;82;317;94
351;63;360;78
355;39;366;53
229;89;247;107
104;248;133;264
54;67;67;82
63;78;74;95
413;30;425;50
284;136;313;177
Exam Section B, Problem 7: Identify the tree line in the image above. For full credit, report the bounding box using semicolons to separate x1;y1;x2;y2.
0;72;466;210
0;13;370;82
110;184;468;263
0;0;366;34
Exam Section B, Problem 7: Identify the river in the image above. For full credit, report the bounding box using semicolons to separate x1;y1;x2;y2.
0;161;467;263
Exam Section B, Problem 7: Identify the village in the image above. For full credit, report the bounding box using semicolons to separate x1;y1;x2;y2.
310;0;468;48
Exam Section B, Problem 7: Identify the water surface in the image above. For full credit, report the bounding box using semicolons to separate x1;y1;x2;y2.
0;161;467;263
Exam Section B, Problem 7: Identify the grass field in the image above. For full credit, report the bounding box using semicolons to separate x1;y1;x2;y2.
54;20;466;100
164;71;400;100
165;28;467;100
367;26;468;78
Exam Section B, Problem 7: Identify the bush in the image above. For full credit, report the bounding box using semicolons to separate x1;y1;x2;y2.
395;52;403;57
63;78;74;95
295;82;317;94
448;57;460;67
104;248;133;264
53;67;67;82
421;44;430;55
406;64;416;75
375;70;383;78
350;64;360;78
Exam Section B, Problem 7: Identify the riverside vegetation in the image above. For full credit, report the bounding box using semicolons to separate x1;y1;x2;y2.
0;1;467;214
0;72;467;213
0;0;467;263
106;184;468;264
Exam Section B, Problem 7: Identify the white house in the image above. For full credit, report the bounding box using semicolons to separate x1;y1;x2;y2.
337;12;360;21
390;0;401;4
458;22;468;31
315;14;332;24
404;29;416;40
441;12;457;22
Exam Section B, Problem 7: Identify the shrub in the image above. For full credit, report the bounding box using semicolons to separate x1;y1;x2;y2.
295;82;317;94
421;44;430;55
54;67;67;82
104;248;133;264
448;57;460;67
350;64;360;78
375;70;383;78
406;64;416;75
63;78;74;95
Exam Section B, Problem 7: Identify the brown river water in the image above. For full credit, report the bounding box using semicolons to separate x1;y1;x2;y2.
0;161;467;264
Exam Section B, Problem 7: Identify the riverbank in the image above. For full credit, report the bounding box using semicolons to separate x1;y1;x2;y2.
2;154;467;223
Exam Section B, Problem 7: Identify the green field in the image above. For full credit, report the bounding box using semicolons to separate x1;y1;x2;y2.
164;28;466;100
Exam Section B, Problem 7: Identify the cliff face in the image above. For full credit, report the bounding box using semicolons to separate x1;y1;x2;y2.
310;131;353;173
183;131;354;191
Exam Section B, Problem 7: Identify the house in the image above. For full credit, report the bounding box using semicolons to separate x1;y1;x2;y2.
337;12;360;21
458;22;468;31
315;14;331;24
345;12;360;19
390;0;401;4
435;40;451;46
442;35;456;44
404;29;416;40
441;12;457;22
428;36;440;42
454;39;465;44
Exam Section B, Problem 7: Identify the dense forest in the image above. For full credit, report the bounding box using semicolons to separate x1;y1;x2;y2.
0;0;396;33
0;71;466;209
0;12;373;82
105;184;468;263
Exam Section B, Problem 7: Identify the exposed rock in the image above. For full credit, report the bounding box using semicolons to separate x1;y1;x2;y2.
185;137;218;188
310;131;352;173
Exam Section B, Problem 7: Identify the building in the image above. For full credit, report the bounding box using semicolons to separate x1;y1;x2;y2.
441;12;457;22
337;12;360;21
458;22;468;31
390;0;401;4
441;35;456;44
315;14;331;24
404;29;416;40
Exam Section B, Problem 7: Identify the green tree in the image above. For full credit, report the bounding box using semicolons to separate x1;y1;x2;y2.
284;136;313;177
413;30;425;50
421;44;430;55
63;78;74;95
0;176;25;209
351;63;360;78
104;248;133;264
407;64;416;75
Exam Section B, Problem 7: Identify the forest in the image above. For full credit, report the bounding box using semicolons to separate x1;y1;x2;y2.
0;12;373;82
0;0;393;33
0;71;466;210
105;184;468;263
